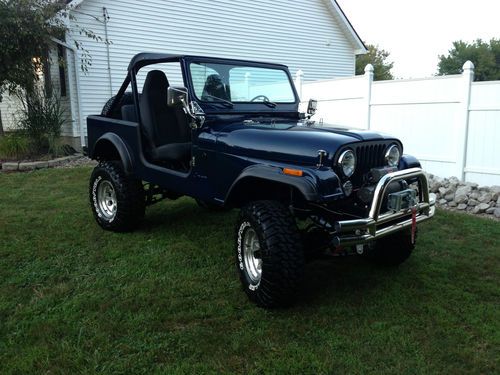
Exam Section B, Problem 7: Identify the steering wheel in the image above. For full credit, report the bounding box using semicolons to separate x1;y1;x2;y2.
250;95;271;102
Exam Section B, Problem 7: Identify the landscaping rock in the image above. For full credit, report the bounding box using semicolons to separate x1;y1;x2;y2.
2;162;19;171
494;208;500;219
478;193;493;204
454;185;472;203
448;201;457;208
485;207;496;215
1;155;85;173
472;203;490;214
469;191;480;200
444;193;455;201
438;187;451;196
468;199;479;206
457;203;467;210
491;186;500;201
438;199;447;205
18;161;49;171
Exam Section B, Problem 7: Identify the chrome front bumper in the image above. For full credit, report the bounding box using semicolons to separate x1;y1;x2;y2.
331;168;435;247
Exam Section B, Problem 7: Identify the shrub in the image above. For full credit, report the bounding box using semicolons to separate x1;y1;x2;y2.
16;89;66;156
0;131;30;160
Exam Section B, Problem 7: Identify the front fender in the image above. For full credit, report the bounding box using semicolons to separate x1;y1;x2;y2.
399;154;422;170
225;164;344;203
91;132;134;174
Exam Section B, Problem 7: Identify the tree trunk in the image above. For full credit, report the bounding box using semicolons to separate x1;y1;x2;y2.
0;95;4;137
0;113;4;137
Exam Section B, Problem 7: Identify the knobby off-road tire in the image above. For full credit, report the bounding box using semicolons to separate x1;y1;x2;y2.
89;161;145;232
101;92;134;117
235;200;305;308
365;229;415;266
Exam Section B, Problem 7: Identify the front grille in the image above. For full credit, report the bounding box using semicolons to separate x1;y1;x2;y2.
355;143;387;173
334;141;400;185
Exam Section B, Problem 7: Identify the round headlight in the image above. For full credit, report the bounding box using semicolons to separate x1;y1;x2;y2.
385;144;401;167
338;150;356;177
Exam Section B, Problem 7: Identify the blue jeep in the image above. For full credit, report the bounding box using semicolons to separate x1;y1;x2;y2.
87;53;435;307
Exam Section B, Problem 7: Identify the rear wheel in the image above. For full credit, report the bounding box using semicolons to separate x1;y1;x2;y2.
365;229;415;266
89;161;145;232
235;200;305;308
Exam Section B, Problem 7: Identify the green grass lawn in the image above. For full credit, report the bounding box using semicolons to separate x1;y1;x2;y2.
0;167;499;375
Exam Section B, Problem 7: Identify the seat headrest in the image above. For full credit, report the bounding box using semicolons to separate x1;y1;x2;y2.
202;74;229;100
143;70;170;96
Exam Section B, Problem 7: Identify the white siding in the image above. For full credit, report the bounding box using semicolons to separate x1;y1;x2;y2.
69;0;359;137
0;94;22;131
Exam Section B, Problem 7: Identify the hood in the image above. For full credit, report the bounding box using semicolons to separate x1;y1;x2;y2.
215;121;399;165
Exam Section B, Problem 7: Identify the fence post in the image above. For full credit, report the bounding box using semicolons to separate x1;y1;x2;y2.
295;69;304;100
364;64;374;129
457;61;474;181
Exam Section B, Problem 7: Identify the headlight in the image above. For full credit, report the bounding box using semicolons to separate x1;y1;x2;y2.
338;150;356;177
385;144;401;167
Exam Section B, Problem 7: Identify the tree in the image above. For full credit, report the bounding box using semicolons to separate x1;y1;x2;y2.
438;39;500;81
0;0;101;135
356;44;394;81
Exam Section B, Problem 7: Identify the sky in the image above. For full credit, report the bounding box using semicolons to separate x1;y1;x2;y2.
336;0;500;78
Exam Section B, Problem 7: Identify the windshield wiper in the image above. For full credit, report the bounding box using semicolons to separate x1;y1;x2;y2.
202;94;234;108
261;99;277;108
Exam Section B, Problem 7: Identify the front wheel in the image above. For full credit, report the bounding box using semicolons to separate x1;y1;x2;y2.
364;229;415;266
89;161;145;232
235;201;305;308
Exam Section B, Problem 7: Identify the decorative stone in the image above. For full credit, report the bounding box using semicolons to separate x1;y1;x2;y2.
477;193;493;204
457;203;467;210
430;182;441;193
438;187;449;196
468;199;479;206
18;161;49;171
448;176;460;188
454;185;472;203
472;203;490;214
438;199;447;205
486;207;496;214
470;192;480;200
2;162;19;171
444;193;455;201
490;186;500;201
494;208;500;218
448;201;457;208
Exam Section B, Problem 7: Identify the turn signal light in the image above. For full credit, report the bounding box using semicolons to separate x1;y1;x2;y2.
283;168;303;177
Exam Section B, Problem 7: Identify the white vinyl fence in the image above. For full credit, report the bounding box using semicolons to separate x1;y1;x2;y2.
296;62;500;186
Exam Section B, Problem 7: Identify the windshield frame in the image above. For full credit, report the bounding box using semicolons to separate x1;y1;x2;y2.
183;57;300;109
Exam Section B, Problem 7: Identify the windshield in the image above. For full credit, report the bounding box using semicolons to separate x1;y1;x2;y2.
189;62;296;104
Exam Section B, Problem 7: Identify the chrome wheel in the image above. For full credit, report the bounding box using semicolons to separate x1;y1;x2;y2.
243;227;262;283
97;180;117;220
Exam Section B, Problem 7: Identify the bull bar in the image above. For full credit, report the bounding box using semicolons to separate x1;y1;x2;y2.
331;168;435;247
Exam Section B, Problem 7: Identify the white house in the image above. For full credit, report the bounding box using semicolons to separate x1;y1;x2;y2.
1;0;366;147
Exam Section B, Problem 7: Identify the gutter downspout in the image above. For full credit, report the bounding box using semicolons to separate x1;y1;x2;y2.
73;50;85;148
52;37;85;148
103;7;113;96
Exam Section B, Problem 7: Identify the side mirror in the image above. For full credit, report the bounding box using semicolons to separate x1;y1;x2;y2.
167;87;188;107
307;99;318;116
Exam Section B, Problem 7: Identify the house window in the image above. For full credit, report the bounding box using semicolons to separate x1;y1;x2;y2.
57;45;67;97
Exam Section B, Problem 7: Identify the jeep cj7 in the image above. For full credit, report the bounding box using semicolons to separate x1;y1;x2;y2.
87;54;435;307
